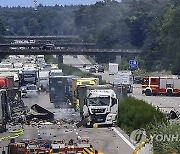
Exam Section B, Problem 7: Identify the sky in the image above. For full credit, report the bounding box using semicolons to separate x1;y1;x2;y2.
0;0;103;7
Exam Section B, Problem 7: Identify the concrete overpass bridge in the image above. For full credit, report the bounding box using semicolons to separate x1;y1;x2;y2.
3;35;79;40
2;35;82;44
0;43;96;48
0;35;141;59
0;48;141;55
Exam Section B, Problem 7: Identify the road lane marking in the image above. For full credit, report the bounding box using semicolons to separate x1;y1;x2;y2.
112;127;135;150
78;56;86;64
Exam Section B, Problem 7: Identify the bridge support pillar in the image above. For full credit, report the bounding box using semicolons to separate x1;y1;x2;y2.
57;55;63;63
116;55;121;64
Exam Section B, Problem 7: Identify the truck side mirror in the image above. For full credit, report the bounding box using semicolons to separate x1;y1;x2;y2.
112;98;117;106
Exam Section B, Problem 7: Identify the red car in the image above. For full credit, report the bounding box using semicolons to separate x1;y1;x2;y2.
97;67;104;73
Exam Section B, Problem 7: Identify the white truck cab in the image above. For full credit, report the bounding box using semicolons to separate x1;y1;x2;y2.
79;85;118;126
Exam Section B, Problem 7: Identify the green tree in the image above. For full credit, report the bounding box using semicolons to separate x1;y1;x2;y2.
159;6;180;71
0;19;5;41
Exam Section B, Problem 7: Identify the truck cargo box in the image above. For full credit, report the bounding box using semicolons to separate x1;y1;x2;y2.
49;76;72;108
0;89;9;133
0;77;14;88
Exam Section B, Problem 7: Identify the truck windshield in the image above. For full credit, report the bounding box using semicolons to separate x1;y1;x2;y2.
87;96;110;106
24;76;36;82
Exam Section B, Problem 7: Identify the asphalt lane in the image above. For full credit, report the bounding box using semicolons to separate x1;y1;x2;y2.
0;90;134;154
22;93;134;154
63;55;91;67
131;85;180;114
62;55;134;153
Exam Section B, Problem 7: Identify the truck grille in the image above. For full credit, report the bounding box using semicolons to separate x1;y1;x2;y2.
91;108;106;114
93;114;107;123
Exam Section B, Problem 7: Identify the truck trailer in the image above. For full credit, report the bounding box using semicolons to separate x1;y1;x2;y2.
78;85;118;126
39;70;49;91
113;70;133;93
108;63;118;75
0;89;9;133
49;76;72;108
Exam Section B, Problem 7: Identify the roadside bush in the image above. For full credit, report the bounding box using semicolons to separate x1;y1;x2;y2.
117;96;166;135
151;122;180;154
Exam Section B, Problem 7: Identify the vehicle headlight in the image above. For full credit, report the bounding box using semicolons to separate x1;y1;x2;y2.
107;116;112;121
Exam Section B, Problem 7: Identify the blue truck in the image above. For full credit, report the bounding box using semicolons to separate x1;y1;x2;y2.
19;69;40;97
19;70;38;87
49;76;72;108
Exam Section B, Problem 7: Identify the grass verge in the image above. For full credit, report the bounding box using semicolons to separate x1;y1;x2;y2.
117;96;166;135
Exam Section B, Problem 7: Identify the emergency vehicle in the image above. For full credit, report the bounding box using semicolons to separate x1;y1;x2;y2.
72;78;99;110
7;137;100;154
142;76;180;96
51;137;98;154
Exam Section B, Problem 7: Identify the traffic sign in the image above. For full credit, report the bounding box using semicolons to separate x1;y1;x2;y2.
129;60;138;69
113;71;132;85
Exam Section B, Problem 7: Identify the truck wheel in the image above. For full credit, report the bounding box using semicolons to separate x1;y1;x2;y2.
145;90;151;96
166;90;173;96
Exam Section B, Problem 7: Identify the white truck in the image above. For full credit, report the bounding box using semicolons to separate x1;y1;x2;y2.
108;63;118;75
113;70;133;93
78;85;118;126
49;69;63;76
39;70;49;91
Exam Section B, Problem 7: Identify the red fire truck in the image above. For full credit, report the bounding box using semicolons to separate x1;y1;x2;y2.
8;138;100;154
142;76;180;96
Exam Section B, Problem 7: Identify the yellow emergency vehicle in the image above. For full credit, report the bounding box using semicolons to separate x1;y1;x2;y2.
72;78;99;110
50;64;58;69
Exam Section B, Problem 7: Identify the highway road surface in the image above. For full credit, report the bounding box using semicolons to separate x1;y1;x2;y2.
0;92;134;154
63;55;114;83
63;55;91;67
2;54;178;154
23;93;134;154
131;85;180;114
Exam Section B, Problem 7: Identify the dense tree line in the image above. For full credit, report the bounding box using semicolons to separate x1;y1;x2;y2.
74;0;180;73
0;0;179;73
0;5;79;36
